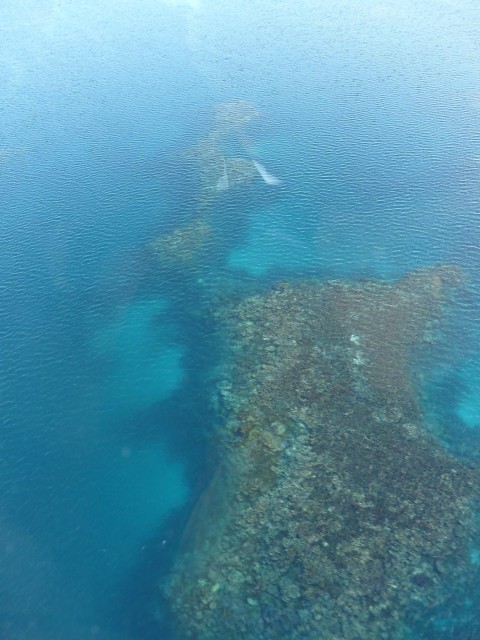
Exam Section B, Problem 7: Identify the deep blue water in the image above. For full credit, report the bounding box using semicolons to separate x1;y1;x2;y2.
1;1;480;638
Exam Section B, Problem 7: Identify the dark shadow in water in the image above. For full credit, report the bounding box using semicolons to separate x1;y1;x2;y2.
417;289;480;464
412;555;480;640
103;266;227;638
111;495;213;640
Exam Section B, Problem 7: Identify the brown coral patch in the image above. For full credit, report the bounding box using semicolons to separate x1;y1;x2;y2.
165;266;478;640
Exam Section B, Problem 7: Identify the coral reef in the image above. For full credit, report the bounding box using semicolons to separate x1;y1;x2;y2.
148;100;261;268
185;137;257;209
213;101;261;133
149;216;213;268
164;265;478;640
184;100;260;209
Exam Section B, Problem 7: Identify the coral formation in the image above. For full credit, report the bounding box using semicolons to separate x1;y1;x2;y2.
148;100;262;268
149;216;213;267
164;265;478;640
185;137;257;209
213;100;261;134
184;100;260;209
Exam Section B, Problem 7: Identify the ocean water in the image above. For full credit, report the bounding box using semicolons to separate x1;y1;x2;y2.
1;1;480;638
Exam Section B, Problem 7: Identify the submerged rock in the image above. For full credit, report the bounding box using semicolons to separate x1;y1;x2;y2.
164;265;478;640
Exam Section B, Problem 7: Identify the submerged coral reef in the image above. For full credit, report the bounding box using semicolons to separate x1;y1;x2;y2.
213;100;261;134
149;100;261;269
184;100;260;210
149;216;213;267
164;265;478;640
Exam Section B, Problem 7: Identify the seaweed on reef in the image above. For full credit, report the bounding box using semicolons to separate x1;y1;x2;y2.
163;264;480;640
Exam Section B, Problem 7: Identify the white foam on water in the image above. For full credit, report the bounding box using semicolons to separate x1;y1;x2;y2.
216;159;230;191
252;160;282;185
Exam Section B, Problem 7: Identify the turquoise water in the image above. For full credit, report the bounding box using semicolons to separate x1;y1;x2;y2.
1;1;480;638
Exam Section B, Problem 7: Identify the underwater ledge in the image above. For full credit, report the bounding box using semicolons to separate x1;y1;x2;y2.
162;265;479;640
